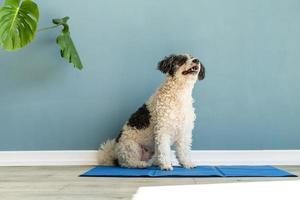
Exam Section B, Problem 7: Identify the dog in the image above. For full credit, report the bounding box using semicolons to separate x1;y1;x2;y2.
98;54;205;170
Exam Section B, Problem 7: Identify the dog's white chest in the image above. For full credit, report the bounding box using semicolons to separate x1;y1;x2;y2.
178;93;195;118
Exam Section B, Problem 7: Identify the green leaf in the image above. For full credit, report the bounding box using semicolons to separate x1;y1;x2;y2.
53;16;83;70
0;0;39;50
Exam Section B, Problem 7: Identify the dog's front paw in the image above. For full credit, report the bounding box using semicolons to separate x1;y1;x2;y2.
181;161;197;169
160;163;173;171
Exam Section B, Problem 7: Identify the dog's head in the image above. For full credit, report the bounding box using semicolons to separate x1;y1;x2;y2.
158;54;205;81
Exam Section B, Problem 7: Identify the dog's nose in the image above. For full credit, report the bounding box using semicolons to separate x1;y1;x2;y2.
192;59;199;64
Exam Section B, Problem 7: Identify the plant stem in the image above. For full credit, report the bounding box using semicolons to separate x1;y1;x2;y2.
37;25;60;32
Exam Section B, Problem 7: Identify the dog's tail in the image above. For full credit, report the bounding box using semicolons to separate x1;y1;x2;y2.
98;139;117;166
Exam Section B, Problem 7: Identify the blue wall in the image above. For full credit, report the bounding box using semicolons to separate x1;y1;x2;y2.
1;0;299;150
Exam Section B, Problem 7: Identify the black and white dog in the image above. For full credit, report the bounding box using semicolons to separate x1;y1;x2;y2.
98;54;205;170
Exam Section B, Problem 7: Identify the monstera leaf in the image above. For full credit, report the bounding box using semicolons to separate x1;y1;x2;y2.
53;17;83;70
0;0;39;50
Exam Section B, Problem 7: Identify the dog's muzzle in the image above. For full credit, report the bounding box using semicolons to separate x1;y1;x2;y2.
182;65;199;75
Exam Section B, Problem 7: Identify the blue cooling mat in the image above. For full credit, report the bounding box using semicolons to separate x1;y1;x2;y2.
80;166;296;177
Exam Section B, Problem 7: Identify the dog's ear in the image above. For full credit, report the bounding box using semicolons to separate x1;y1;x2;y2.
198;62;205;80
157;54;187;76
157;54;176;75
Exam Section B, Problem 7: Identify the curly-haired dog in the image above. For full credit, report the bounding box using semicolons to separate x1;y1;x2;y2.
98;54;205;170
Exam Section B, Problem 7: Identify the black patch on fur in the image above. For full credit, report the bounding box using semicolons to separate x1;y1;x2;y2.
127;104;151;129
116;130;123;143
198;62;205;80
158;54;188;76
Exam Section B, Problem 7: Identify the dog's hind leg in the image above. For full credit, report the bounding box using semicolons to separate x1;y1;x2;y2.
115;141;149;168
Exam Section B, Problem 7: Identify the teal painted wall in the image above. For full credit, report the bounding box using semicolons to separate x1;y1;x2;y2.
1;0;299;150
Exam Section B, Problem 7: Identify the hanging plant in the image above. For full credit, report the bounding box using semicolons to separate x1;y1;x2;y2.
0;0;83;70
53;17;83;70
0;0;39;50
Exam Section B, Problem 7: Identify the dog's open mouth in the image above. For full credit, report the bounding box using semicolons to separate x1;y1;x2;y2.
182;66;199;75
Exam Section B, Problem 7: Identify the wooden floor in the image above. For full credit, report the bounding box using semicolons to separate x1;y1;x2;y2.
0;166;299;200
